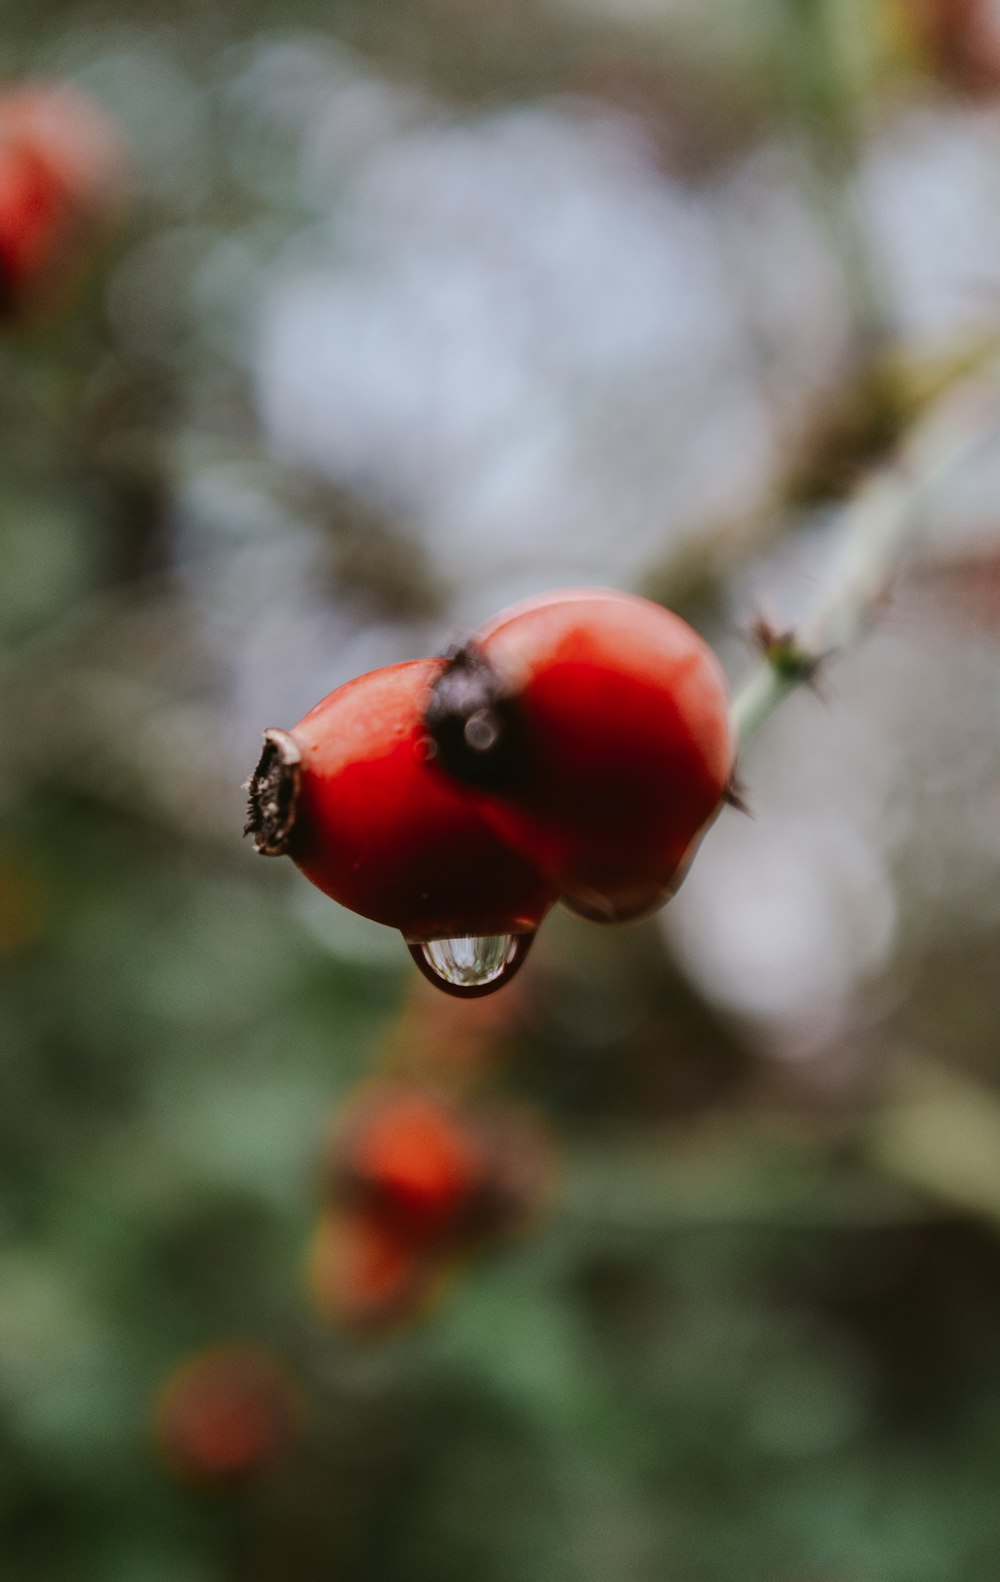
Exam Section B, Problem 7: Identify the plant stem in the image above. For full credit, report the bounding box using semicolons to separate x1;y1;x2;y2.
731;382;1000;750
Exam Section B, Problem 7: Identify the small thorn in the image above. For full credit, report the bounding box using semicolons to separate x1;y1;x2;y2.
749;615;783;653
803;666;832;706
749;615;821;684
723;772;751;815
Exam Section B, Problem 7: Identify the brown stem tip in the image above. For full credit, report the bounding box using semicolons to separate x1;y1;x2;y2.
244;729;301;855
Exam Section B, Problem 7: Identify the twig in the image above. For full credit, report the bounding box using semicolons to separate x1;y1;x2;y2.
730;381;1000;750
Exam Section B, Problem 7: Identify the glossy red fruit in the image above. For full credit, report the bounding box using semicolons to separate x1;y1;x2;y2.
425;589;734;922
0;83;127;320
245;660;554;984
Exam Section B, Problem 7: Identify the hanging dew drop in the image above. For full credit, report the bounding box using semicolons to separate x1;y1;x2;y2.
407;933;535;998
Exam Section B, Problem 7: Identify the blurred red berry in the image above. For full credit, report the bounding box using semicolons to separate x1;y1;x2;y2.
331;1084;485;1245
308;1206;431;1330
0;82;127;319
312;1083;554;1330
892;0;1000;93
425;588;734;922
154;1345;300;1487
383;968;527;1082
332;1084;553;1247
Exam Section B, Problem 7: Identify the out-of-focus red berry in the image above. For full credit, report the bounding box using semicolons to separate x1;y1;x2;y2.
0;82;127;319
425;589;734;922
331;1084;554;1248
308;1207;430;1330
154;1345;300;1487
892;0;1000;94
246;659;555;947
312;1083;554;1330
332;1085;484;1245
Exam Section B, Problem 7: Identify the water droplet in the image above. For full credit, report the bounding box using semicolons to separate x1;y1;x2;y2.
407;933;535;998
464;708;499;753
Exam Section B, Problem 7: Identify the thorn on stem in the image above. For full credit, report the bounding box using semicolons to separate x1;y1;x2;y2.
723;771;751;815
750;617;824;686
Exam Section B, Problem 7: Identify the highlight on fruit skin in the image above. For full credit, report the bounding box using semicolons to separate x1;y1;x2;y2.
153;1344;301;1488
309;1082;553;1330
425;588;735;923
0;80;128;321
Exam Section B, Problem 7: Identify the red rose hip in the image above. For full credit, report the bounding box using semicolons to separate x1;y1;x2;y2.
312;1081;555;1329
154;1346;300;1486
424;589;734;922
0;82;127;320
245;660;554;994
329;1084;484;1246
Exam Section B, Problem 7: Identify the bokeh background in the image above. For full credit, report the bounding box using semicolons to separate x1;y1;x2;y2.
5;0;1000;1577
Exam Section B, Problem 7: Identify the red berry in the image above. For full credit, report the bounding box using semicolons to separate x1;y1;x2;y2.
245;661;554;986
899;0;1000;94
313;1082;554;1329
153;1346;300;1487
332;1085;483;1245
326;1084;552;1250
308;1206;430;1330
0;83;127;319
425;589;734;922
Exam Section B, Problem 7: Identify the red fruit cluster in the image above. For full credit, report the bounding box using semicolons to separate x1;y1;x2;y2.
247;589;733;993
0;82;127;321
153;1345;301;1487
309;1083;549;1329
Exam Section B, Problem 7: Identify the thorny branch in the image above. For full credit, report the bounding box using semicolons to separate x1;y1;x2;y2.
730;379;1000;752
